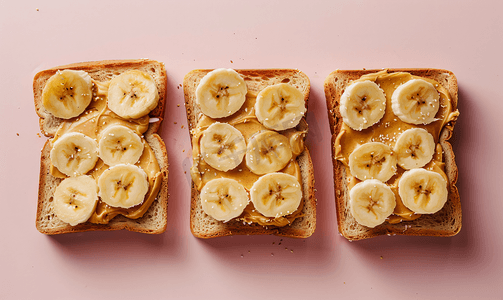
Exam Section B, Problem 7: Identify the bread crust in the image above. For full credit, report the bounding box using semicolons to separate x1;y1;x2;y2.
34;60;169;234
183;69;316;238
324;69;461;240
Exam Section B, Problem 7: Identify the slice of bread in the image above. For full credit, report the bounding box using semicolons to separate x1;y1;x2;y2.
324;69;461;241
183;69;316;238
34;59;169;234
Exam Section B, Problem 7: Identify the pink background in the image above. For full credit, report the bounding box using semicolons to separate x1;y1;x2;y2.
1;1;502;299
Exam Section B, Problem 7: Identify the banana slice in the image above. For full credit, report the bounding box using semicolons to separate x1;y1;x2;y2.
250;173;302;218
98;164;149;208
340;80;386;131
246;131;293;175
42;70;93;119
394;128;435;170
200;122;246;171
53;175;98;226
98;125;144;166
349;142;397;182
196;68;247;118
107;70;159;119
200;178;249;222
50;132;99;177
398;168;448;214
254;83;306;131
350;179;396;228
391;79;440;125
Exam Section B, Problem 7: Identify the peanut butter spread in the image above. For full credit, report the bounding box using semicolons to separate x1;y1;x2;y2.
334;70;459;223
50;80;162;224
190;91;307;227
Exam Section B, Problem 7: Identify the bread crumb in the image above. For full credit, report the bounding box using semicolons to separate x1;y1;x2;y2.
182;149;185;152
174;122;177;124
36;8;39;11
181;125;184;129
230;60;233;63
177;104;180;107
380;256;383;259
16;133;19;136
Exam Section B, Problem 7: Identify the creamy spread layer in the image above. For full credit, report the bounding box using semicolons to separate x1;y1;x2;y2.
334;70;459;223
50;80;162;224
191;91;307;226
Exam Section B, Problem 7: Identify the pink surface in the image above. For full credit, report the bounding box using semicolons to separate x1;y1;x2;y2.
1;1;502;299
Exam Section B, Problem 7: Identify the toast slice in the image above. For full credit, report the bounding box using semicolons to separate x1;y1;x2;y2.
34;59;169;234
324;69;461;241
184;69;316;238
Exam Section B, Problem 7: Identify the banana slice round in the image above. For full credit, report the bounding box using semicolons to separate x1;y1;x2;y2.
53;175;98;226
196;68;247;118
98;164;149;208
350;179;396;228
340;80;386;131
255;83;306;131
250;173;302;218
201;178;249;222
246;131;293;175
391;79;440;125
200;123;246;172
42;70;93;119
349;142;397;182
107;70;159;119
50;132;99;177
98;125;144;166
394;128;435;170
398;168;448;214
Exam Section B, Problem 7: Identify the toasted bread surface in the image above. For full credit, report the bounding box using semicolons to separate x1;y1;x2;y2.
324;69;461;241
34;60;169;234
184;69;316;238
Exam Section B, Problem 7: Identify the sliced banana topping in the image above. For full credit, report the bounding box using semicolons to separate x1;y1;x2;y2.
200;178;249;222
98;125;144;166
98;164;149;208
340;80;386;131
53;175;98;226
350;179;396;228
107;70;159;119
391;79;440;125
255;83;306;131
349;142;397;182
200;123;246;172
42;70;93;119
394;128;435;170
196;68;247;118
250;173;302;218
50;132;99;177
246;131;293;175
398;168;448;214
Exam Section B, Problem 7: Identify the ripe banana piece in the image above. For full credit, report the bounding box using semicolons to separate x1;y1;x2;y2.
250;173;302;218
53;175;98;226
50;132;99;176
98;164;149;208
200;122;246;171
340;80;386;131
246;131;293;175
196;68;247;118
391;79;440;125
107;70;159;119
350;179;396;228
200;178;249;222
42;70;93;119
394;128;435;170
98;125;144;166
349;142;397;182
398;168;448;214
254;83;306;131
